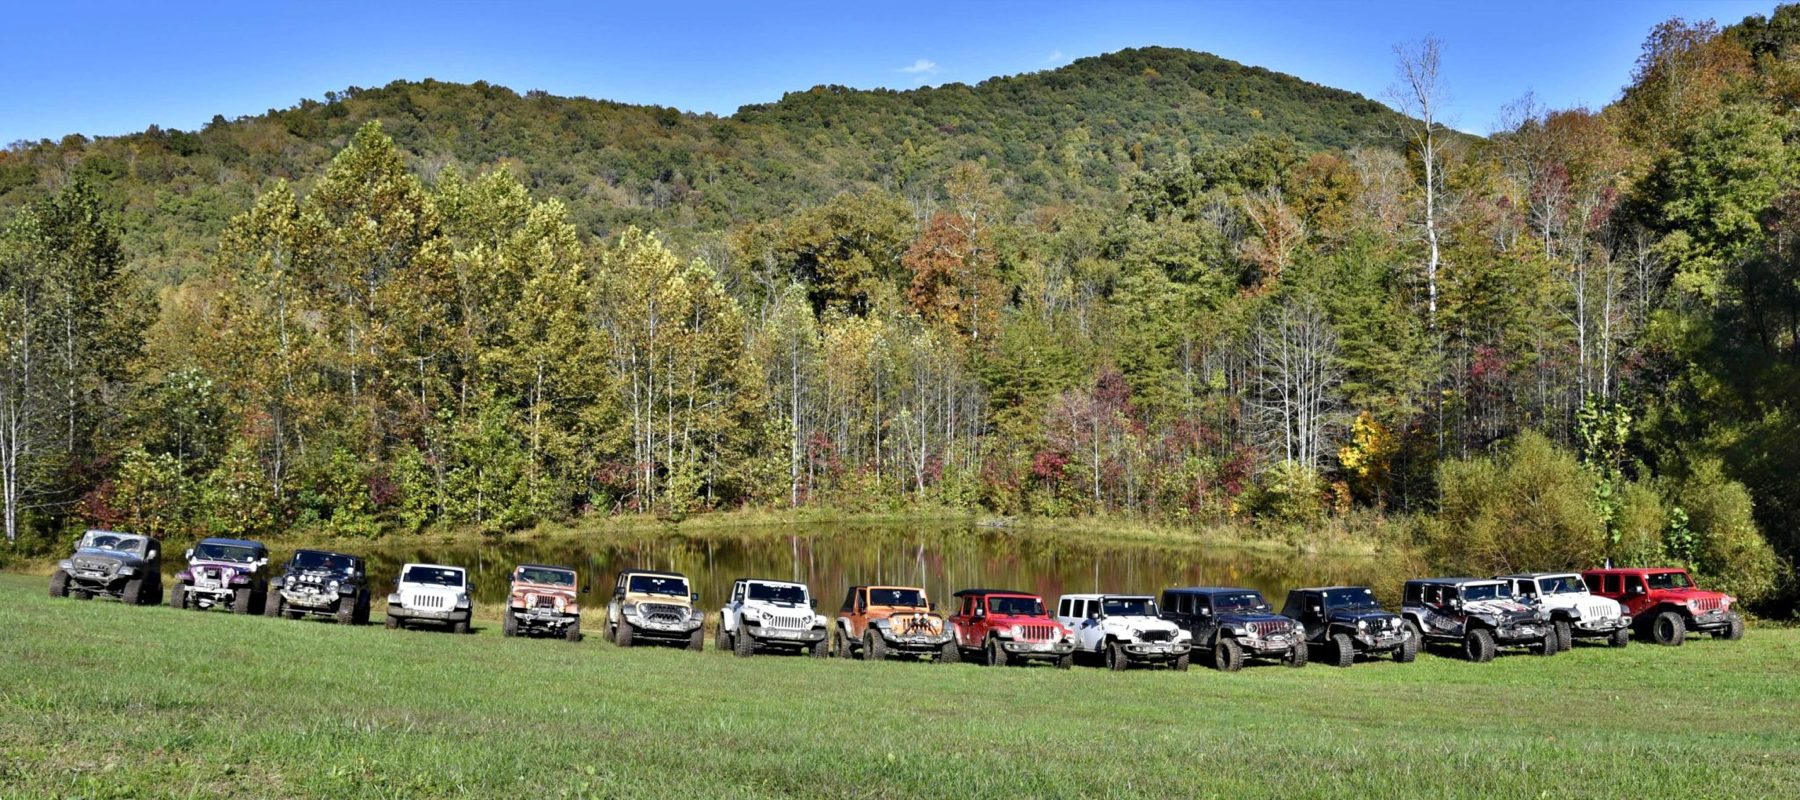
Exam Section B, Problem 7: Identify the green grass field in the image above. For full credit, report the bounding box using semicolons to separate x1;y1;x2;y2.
2;572;1796;799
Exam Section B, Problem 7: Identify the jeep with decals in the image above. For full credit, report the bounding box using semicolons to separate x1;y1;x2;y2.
266;549;371;624
385;562;473;633
607;569;704;650
1582;567;1743;646
1402;578;1557;662
1055;593;1192;671
504;564;585;641
170;537;270;614
1161;587;1307;671
946;589;1076;668
717;578;828;657
50;530;163;605
1500;572;1631;649
834;585;956;661
1282;586;1416;667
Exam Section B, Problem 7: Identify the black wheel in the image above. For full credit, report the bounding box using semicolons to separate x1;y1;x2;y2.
1464;628;1496;663
986;638;1012;667
1106;640;1130;671
334;596;355;625
354;594;371;625
503;612;518;637
1213;638;1244;672
267;593;286;618
734;626;755;657
939;639;961;664
232;588;253;615
1650;611;1686;646
1055;652;1073;670
1608;627;1629;648
1721;615;1745;641
567;618;584;643
385;609;400;629
1285;640;1309;668
716;622;731;653
49;570;70;599
169;584;186;610
863;631;887;661
1397;630;1419;663
1554;620;1573;652
120;577;143;605
810;636;830;658
616;617;636;647
452;619;470;635
833;629;853;659
1535;631;1559;656
686;625;703;650
1173;651;1190;672
1329;633;1355;668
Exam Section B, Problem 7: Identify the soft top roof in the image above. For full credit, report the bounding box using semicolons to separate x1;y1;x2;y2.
953;588;1037;598
84;529;149;540
1164;586;1258;596
518;563;576;572
1407;577;1501;586
197;537;266;550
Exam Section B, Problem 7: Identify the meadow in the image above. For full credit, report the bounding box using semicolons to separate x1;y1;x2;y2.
1;571;1796;799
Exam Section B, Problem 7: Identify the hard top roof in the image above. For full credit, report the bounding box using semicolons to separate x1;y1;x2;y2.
1581;566;1687;574
517;563;576;572
1288;586;1376;593
83;529;149;540
1499;572;1581;580
849;584;926;591
1164;586;1259;596
737;577;807;588
402;562;465;571
197;537;266;549
292;548;361;560
1406;577;1502;586
618;568;686;578
952;588;1037;598
1061;593;1154;600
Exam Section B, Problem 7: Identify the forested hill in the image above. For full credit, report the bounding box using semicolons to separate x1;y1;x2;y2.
0;46;1407;284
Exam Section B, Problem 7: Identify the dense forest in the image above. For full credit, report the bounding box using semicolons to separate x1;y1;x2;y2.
2;18;1796;611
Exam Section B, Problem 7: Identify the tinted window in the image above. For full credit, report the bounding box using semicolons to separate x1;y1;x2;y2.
1102;597;1156;616
1323;588;1379;610
1647;572;1693;590
988;596;1046;616
628;574;688;596
868;588;924;607
1213;592;1268;612
1461;583;1512;602
1539;575;1585;594
519;567;575;586
747;583;805;603
194;542;261;563
294;551;356;574
402;566;462;586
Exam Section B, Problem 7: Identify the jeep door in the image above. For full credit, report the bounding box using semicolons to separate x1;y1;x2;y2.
1289;591;1326;640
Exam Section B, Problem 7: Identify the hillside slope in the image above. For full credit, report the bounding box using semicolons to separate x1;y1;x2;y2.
0;47;1407;283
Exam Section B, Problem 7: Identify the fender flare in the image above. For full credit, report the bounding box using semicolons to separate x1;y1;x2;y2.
1549;607;1581;623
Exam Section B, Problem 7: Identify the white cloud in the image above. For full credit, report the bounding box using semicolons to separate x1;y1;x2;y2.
899;58;939;75
1045;50;1065;64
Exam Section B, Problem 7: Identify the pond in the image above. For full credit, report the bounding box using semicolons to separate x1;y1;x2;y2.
203;522;1388;611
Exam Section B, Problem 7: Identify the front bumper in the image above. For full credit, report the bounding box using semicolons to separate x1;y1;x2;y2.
1688;609;1739;632
745;622;827;643
1572;615;1632;636
514;607;578;628
390;604;470;623
1122;640;1191;660
280;587;348;610
624;613;703;639
876;629;955;652
1494;624;1548;645
998;639;1076;659
1239;634;1302;657
1352;630;1409;651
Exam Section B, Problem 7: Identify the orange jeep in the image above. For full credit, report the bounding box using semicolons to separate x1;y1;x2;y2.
833;585;955;661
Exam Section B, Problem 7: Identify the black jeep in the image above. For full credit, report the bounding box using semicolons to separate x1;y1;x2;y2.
267;549;371;624
1283;586;1416;667
51;530;163;605
1161;587;1308;672
1401;578;1557;662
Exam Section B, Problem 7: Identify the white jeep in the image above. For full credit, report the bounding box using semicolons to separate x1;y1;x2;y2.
1499;572;1631;650
386;562;473;633
1055;593;1193;670
716;578;830;657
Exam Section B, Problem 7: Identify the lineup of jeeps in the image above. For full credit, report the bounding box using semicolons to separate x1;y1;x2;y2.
49;529;1751;669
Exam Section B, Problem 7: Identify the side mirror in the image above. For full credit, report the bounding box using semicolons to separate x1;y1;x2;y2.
184;549;194;560
1199;608;1212;616
690;592;700;603
810;598;818;609
1088;612;1101;621
928;602;938;612
974;608;986;618
582;584;592;594
1309;605;1322;615
1628;585;1646;596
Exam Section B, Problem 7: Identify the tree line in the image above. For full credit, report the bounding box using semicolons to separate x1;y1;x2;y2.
4;11;1797;611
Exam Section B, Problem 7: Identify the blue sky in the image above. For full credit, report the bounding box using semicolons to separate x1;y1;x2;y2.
0;1;1779;144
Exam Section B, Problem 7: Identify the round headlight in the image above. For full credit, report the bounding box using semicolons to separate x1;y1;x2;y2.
1010;624;1024;639
118;566;137;576
1357;619;1368;630
742;607;762;621
328;580;340;593
59;560;73;570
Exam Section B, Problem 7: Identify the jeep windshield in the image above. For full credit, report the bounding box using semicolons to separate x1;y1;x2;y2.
747;583;806;604
987;596;1046;616
1461;583;1513;602
1646;571;1694;590
403;566;463;587
1102;597;1156;616
1538;575;1586;595
1213;592;1269;613
518;567;575;586
194;542;260;563
1323;588;1380;611
628;575;689;596
79;532;147;554
868;588;925;607
292;551;356;574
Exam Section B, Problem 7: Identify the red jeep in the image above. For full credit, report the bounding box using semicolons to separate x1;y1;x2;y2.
946;589;1076;668
1581;567;1744;646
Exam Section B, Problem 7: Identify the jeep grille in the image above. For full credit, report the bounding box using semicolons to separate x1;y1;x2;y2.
410;594;448;609
1139;628;1174;643
73;558;115;575
1251;621;1289;638
1581;601;1616;620
1018;624;1058;641
1691;597;1723;612
765;613;811;631
642;603;686;624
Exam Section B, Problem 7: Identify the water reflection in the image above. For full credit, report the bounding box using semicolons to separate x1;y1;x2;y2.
169;522;1386;610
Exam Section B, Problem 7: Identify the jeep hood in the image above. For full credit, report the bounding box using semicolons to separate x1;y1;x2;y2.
1466;599;1537;621
625;590;689;608
71;548;144;567
1655;588;1728;602
1327;609;1398;625
1218;611;1293;626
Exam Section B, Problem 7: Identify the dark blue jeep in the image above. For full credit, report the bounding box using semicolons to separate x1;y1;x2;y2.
1282;586;1417;667
1160;587;1308;672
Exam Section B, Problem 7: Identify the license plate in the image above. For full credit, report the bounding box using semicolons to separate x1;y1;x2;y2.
1031;642;1053;651
77;570;104;578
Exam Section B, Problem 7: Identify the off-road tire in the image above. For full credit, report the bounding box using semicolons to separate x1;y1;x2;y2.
863;631;888;662
354;595;371;625
1534;631;1559;656
385;611;400;629
716;623;731;653
231;588;253;615
1284;640;1309;668
1397;631;1419;663
810;636;830;658
1650;610;1687;646
987;638;1012;668
1464;628;1497;663
567;619;584;643
939;639;961;664
1329;633;1355;668
1720;615;1745;641
1608;627;1629;648
452;619;470;635
267;594;285;618
616;618;636;647
334;596;355;625
122;578;145;605
1173;651;1190;672
1213;637;1244;672
833;630;853;659
1404;619;1423;647
1055;652;1073;670
734;625;754;657
1554;620;1573;652
1107;640;1130;671
503;612;518;637
49;570;69;599
169;584;186;609
688;621;704;651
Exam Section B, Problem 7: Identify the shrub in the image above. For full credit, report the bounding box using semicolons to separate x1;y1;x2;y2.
1423;432;1604;574
1668;459;1781;605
